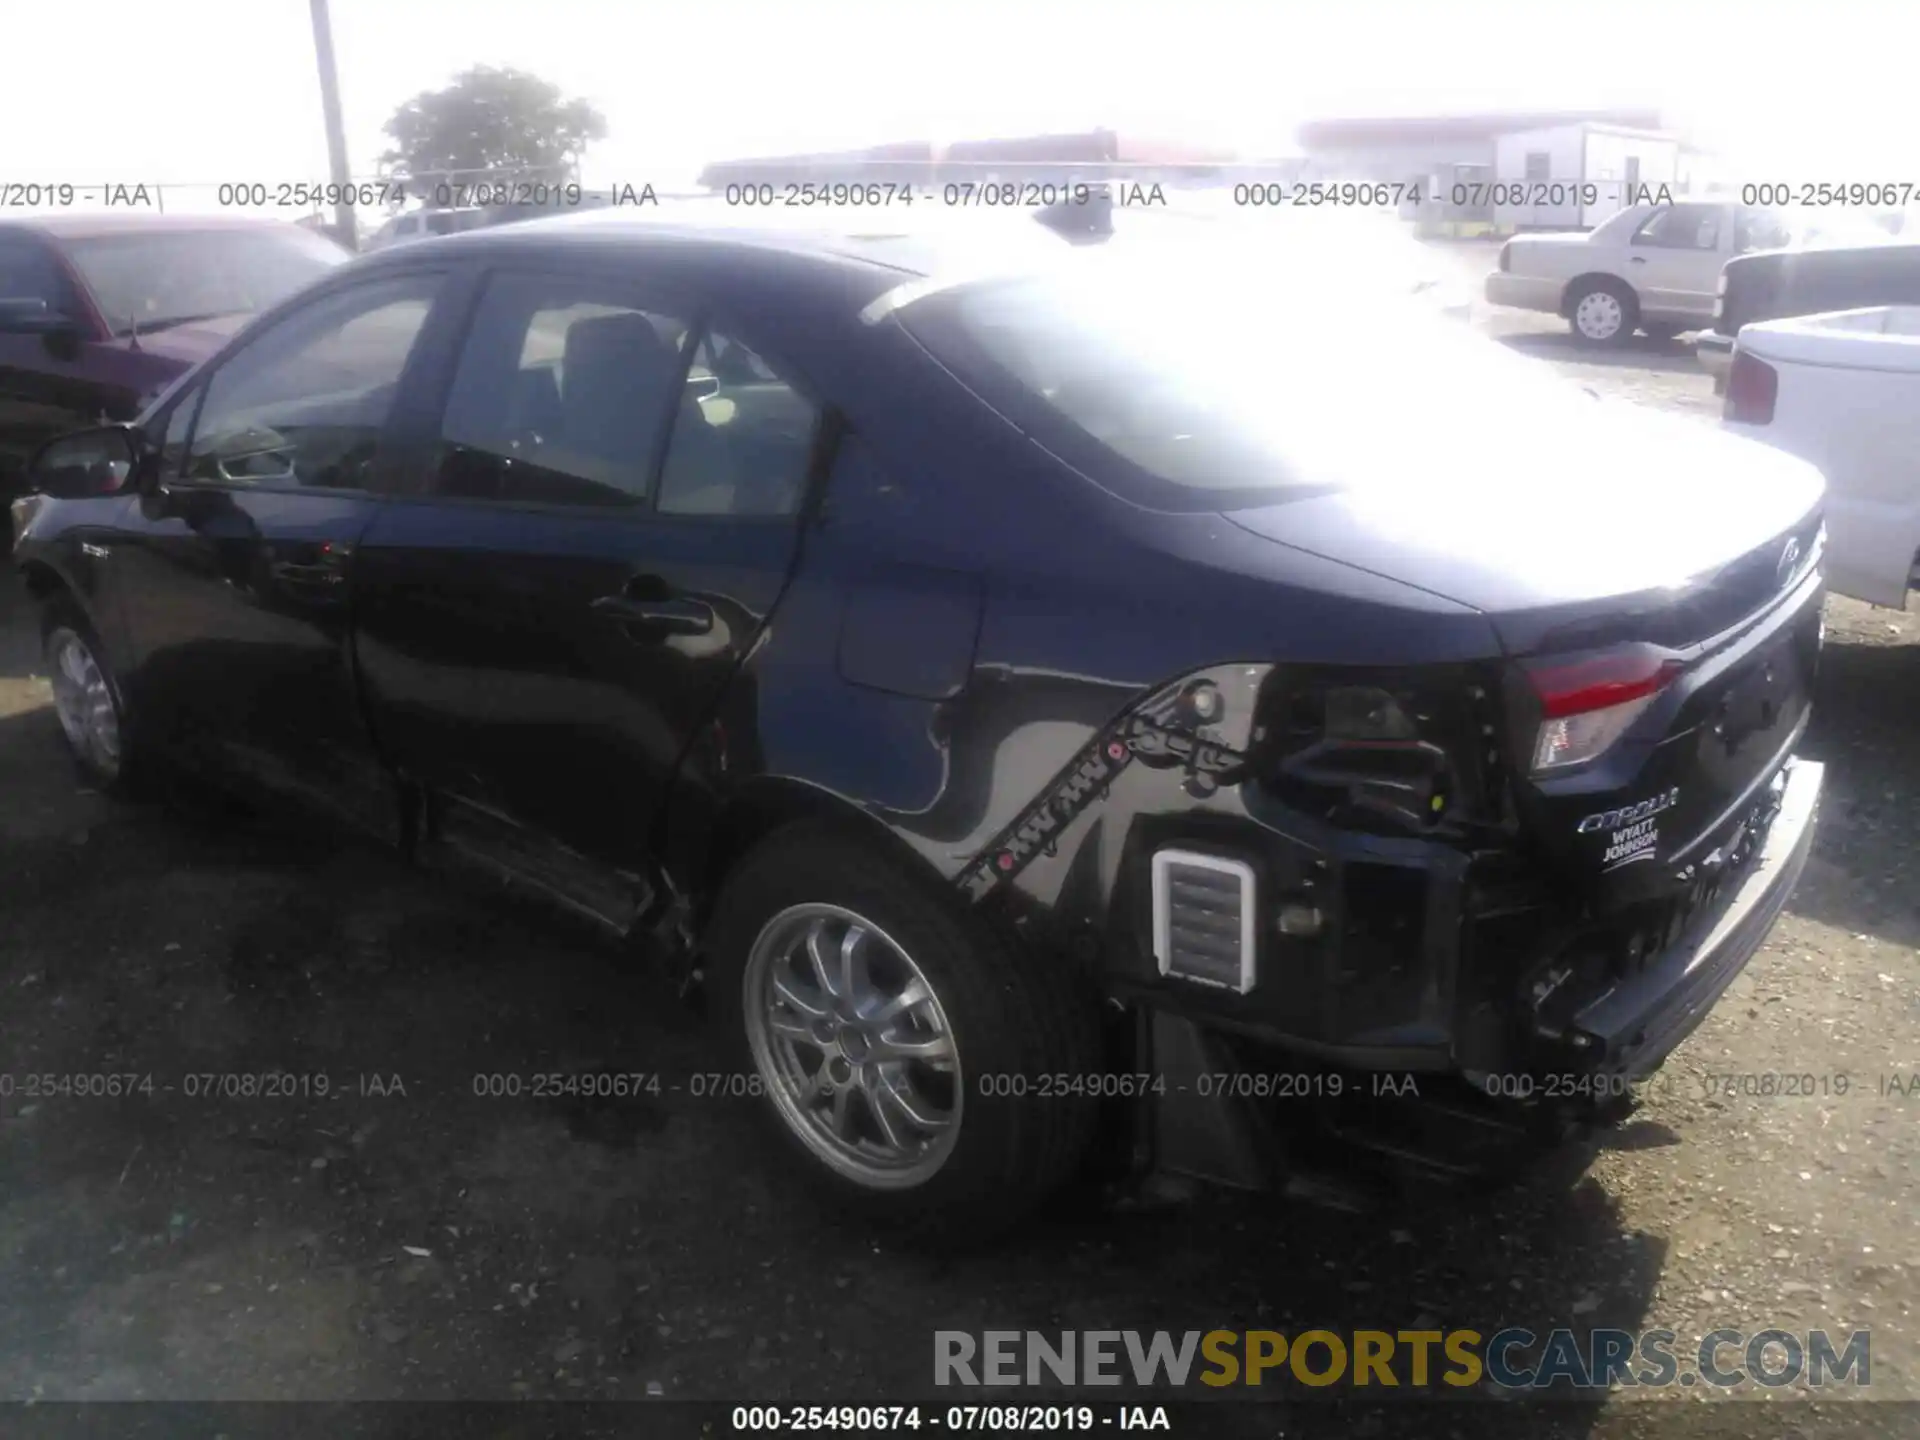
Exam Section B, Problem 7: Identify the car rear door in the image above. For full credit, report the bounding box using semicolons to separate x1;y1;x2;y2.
1626;203;1733;322
350;264;823;917
109;266;465;835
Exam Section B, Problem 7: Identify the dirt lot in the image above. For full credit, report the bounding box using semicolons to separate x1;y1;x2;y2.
1;275;1915;1436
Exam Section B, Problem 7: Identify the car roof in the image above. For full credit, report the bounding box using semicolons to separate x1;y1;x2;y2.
360;193;1256;296
413;202;1052;273
0;212;313;241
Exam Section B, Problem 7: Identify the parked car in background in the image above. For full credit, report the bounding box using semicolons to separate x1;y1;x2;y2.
14;210;1824;1238
1485;200;1893;346
1697;240;1920;390
363;206;489;251
1722;305;1920;607
0;214;349;531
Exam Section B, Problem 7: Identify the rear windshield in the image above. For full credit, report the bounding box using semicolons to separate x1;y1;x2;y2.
897;255;1523;512
65;227;349;337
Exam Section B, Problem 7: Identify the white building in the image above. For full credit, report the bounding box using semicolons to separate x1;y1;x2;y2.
1491;122;1681;229
1296;109;1699;232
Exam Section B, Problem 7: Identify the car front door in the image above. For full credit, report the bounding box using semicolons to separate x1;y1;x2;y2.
351;266;822;920
1626;202;1734;322
110;267;458;834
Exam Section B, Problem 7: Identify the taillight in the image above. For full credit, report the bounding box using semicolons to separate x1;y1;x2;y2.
1724;350;1778;425
1524;645;1683;774
1498;241;1513;272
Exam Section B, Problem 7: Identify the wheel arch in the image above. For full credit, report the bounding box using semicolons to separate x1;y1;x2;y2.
684;775;954;932
19;556;73;607
1559;271;1639;318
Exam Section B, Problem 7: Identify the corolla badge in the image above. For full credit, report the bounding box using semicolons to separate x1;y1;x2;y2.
1577;788;1680;835
1578;787;1681;873
1776;536;1802;590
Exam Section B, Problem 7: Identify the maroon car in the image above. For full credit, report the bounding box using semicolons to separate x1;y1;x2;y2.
0;213;348;525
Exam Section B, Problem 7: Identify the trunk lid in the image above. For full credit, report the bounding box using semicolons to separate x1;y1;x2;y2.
1506;573;1822;910
1221;382;1825;656
1219;356;1826;902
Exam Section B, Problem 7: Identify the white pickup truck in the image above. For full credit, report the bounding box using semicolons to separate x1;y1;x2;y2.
1723;305;1920;607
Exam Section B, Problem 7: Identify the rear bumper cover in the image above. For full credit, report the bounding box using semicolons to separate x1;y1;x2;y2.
1144;756;1821;1190
1563;756;1819;1078
1484;271;1562;313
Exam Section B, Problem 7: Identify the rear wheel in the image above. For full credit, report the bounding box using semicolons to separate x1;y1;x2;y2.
42;598;142;792
1567;279;1637;346
708;824;1102;1243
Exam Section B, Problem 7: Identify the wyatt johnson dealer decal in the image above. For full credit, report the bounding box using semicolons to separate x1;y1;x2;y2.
1577;788;1680;872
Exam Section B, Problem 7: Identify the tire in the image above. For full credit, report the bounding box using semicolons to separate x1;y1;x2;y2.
707;823;1103;1244
1566;279;1637;347
41;596;144;793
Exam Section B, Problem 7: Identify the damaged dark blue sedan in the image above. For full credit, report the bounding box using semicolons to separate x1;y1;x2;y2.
10;207;1826;1238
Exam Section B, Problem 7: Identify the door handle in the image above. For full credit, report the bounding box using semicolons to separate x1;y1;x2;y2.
591;593;714;635
266;541;351;593
1630;256;1647;264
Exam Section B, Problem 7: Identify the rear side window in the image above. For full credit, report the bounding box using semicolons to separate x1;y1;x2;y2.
1633;204;1722;250
435;272;691;507
1734;208;1793;254
657;329;820;517
902;269;1319;509
182;274;438;490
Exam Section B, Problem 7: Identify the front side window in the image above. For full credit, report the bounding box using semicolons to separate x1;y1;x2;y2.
182;274;439;490
657;329;819;517
1633;204;1722;250
63;227;349;338
435;272;691;507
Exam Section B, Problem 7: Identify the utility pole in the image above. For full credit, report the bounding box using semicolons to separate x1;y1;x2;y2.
309;0;357;249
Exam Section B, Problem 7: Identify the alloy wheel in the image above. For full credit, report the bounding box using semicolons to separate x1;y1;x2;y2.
742;902;962;1189
47;627;122;779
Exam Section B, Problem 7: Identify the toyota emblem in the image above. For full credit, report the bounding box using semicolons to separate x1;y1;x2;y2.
1776;536;1801;589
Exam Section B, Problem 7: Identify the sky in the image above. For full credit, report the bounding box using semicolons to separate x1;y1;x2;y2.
0;0;1910;214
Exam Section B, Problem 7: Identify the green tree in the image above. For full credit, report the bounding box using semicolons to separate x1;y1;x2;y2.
380;66;607;198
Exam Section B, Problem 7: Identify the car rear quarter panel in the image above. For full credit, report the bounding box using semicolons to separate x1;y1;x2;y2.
666;308;1505;1047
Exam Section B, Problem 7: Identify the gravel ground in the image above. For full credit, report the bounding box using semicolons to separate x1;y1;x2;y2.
0;273;1914;1436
